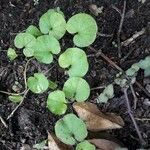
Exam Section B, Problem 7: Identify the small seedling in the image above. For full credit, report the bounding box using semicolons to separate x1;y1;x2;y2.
55;113;88;145
76;140;96;150
47;90;67;115
59;48;89;77
8;95;23;103
27;73;49;94
98;84;114;103
33;35;60;64
39;9;66;39
66;13;98;47
63;77;90;102
7;48;18;61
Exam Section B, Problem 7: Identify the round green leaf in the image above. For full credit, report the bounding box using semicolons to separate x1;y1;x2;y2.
39;9;66;39
58;48;89;77
14;33;36;49
27;73;49;93
7;48;18;61
26;25;42;37
33;35;60;64
8;95;23;103
55;114;88;145
66;13;98;47
63;77;90;102
47;90;67;115
76;141;96;150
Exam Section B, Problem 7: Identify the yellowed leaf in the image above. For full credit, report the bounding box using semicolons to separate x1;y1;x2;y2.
48;132;73;150
73;102;124;131
89;139;121;150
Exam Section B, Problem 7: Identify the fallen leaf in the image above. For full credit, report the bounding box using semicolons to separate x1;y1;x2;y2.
48;132;73;150
73;102;124;131
89;139;121;150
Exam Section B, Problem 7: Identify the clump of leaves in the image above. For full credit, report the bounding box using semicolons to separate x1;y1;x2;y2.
7;48;18;61
27;73;49;93
66;13;98;47
47;90;67;115
39;9;66;39
59;48;89;77
63;77;90;102
55;114;88;145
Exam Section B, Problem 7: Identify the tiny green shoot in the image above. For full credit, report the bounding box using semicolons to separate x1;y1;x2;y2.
8;95;23;103
7;48;18;61
76;140;96;150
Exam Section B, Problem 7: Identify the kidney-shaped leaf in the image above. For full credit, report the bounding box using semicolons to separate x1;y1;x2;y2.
73;102;124;131
34;35;60;64
47;90;67;115
27;73;49;93
26;25;42;37
63;77;90;102
59;48;89;77
55;114;88;145
39;9;66;39
76;141;96;150
66;13;98;47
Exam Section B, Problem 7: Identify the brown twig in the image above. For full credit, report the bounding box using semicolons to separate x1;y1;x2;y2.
123;87;145;145
117;0;126;58
130;84;138;109
0;115;8;128
7;89;29;120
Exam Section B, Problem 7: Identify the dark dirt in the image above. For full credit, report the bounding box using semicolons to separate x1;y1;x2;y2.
0;0;150;149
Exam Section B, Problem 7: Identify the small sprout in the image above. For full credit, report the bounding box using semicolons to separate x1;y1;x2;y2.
63;77;90;102
76;140;96;150
98;84;114;103
33;140;47;150
58;48;89;77
66;13;98;47
34;35;60;64
55;114;88;145
114;78;127;87
126;63;140;76
14;33;36;57
26;25;42;37
27;73;49;93
39;9;66;39
7;48;18;61
47;90;67;115
49;80;58;90
8;95;23;103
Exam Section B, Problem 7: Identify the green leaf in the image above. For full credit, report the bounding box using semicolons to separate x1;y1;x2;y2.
47;90;67;115
26;25;42;37
34;35;60;64
7;48;18;61
55;114;88;145
58;48;89;77
138;56;150;69
27;73;49;93
76;141;96;150
8;95;23;103
14;33;36;49
33;140;47;150
63;77;90;102
98;93;108;103
39;9;66;39
49;80;58;90
66;13;98;47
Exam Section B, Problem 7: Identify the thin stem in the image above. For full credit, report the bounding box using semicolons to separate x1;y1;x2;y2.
130;84;138;109
123;87;145;145
0;116;8;128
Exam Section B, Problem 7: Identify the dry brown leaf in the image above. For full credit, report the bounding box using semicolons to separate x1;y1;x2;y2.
89;139;121;150
73;102;124;131
48;132;73;150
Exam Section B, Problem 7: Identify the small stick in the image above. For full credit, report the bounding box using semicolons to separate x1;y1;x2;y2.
91;85;106;90
0;115;8;128
7;89;29;120
135;118;150;121
130;84;138;109
117;0;126;58
123;87;145;145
